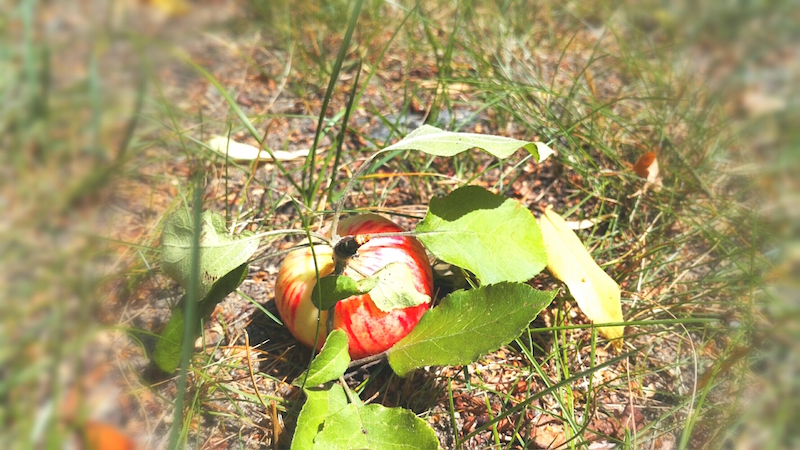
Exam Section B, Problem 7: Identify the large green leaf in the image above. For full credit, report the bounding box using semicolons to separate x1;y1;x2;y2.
415;185;546;284
383;124;554;162
388;283;556;377
311;403;439;450
293;330;350;388
161;209;259;299
153;262;249;373
367;262;431;312
291;384;349;450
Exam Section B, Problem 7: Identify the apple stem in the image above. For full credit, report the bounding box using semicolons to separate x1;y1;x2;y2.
326;234;370;335
331;234;370;275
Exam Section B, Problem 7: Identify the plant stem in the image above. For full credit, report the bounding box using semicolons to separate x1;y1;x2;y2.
330;148;390;243
347;350;388;369
339;375;361;405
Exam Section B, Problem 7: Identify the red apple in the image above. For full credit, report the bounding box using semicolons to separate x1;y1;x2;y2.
274;214;433;359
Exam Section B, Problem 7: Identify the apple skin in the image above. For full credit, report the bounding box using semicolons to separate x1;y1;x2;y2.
274;214;433;360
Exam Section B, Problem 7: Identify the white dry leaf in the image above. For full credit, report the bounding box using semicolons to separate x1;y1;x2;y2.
564;214;617;230
539;206;624;342
564;219;597;231
741;89;787;118
208;135;319;162
418;80;472;95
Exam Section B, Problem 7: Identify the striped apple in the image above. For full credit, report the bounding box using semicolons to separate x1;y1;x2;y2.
274;214;433;360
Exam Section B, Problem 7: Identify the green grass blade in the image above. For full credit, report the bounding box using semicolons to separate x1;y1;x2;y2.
167;175;204;449
303;0;365;204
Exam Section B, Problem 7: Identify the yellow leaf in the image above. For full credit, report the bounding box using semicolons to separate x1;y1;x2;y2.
539;206;624;342
146;0;190;17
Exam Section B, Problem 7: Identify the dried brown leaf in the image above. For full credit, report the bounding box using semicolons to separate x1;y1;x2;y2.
633;152;658;180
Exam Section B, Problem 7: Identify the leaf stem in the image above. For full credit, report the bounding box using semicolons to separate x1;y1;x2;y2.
363;230;446;239
330;148;392;243
248;229;331;245
338;375;361;405
347;350;388;369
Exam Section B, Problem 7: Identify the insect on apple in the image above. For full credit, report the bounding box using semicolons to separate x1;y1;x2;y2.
274;214;433;360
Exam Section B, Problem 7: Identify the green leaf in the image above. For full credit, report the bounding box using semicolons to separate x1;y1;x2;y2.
388;283;556;377
311;403;439;450
291;384;349;450
415;185;547;284
153;307;186;374
311;275;374;310
153;263;250;373
202;262;250;310
355;277;378;292
310;264;431;313
161;209;259;299
367;262;431;312
293;330;350;388
383;124;553;162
